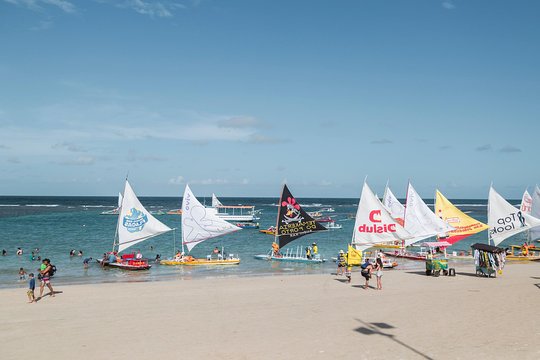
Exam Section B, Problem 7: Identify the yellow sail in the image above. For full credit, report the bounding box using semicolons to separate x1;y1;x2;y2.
346;245;363;266
435;190;489;245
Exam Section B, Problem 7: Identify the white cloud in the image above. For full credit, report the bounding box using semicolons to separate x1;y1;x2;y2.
113;0;185;18
442;1;455;10
59;156;95;166
52;141;87;152
192;178;229;185
218;116;261;129
168;175;185;185
4;0;76;13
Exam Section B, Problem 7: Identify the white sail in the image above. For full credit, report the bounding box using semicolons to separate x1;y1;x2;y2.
117;181;172;253
403;182;454;246
528;186;540;241
211;193;223;208
382;185;405;221
520;189;532;215
117;192;123;208
488;186;540;246
182;185;241;252
352;182;411;247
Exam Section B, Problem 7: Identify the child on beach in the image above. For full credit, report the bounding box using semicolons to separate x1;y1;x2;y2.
27;273;35;303
19;267;27;280
345;265;352;283
374;257;383;290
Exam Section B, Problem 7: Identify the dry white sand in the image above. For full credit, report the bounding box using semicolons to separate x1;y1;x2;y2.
1;262;539;360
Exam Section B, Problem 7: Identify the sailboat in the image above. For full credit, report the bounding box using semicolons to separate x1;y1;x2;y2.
351;181;408;267
520;189;532;215
100;192;123;215
160;185;242;266
98;180;172;270
402;182;454;247
489;186;540;261
254;184;327;263
373;184;406;249
434;190;488;245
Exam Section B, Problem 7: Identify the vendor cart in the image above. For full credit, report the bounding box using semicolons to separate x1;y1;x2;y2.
471;243;505;278
425;258;449;276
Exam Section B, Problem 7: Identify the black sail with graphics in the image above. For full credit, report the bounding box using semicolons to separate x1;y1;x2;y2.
276;184;327;248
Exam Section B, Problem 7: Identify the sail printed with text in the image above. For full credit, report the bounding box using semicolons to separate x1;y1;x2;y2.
403;182;454;246
529;186;540;241
117;181;172;252
488;186;540;246
353;182;411;247
520;190;532;215
435;190;488;245
382;185;405;226
276;184;326;248
182;185;241;252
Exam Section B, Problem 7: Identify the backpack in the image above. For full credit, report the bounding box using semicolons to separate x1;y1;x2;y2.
49;265;57;277
361;262;368;269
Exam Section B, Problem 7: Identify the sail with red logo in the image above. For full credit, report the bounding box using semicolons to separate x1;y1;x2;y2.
276;184;327;248
352;181;411;252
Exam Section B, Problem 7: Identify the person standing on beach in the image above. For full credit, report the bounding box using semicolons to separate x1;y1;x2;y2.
374;257;383;290
38;259;55;299
27;273;35;303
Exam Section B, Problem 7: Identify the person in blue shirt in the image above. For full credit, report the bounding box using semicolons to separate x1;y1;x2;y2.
27;273;35;303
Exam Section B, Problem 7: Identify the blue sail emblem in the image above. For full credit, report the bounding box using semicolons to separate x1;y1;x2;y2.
123;208;148;233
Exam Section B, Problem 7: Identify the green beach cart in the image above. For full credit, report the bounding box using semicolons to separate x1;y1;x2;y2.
425;258;449;277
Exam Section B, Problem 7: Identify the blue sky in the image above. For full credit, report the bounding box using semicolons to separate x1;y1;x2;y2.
0;0;539;198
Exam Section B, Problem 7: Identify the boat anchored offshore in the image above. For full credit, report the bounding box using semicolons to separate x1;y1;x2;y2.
206;193;259;222
97;180;172;270
254;184;327;263
100;192;123;215
160;185;241;266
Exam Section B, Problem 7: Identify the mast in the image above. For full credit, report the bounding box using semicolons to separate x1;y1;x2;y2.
274;183;285;251
112;180;126;253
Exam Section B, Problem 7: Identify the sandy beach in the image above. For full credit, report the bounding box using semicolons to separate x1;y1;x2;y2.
1;262;539;360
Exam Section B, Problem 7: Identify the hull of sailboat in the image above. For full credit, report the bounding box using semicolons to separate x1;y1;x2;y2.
160;258;240;266
259;229;276;235
372;243;403;249
505;255;540;262
96;258;152;270
382;252;427;261
254;254;326;263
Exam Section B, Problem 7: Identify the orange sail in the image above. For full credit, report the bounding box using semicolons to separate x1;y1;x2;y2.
434;190;489;245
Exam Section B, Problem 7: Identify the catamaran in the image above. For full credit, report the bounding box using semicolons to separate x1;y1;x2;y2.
205;193;259;222
254;184;327;263
97;180;172;270
160;185;242;266
488;185;540;261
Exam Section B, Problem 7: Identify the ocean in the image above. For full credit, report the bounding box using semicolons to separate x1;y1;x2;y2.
0;196;524;289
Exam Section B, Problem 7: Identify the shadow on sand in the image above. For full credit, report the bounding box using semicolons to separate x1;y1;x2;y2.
35;291;63;302
354;319;434;360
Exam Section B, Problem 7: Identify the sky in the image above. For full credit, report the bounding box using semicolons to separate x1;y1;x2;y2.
0;0;539;199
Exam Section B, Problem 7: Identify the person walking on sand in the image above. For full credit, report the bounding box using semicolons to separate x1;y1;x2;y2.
374;257;383;290
337;250;346;276
361;259;373;290
27;273;36;303
38;259;55;299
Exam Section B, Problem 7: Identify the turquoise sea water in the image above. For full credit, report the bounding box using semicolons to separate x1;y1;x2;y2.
0;196;524;289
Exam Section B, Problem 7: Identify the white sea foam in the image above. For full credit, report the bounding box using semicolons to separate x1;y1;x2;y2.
0;204;20;207
26;204;60;207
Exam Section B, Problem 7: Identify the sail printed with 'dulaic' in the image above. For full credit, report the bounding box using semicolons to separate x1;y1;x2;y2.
182;185;241;252
353;182;411;246
117;181;172;253
276;184;327;248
